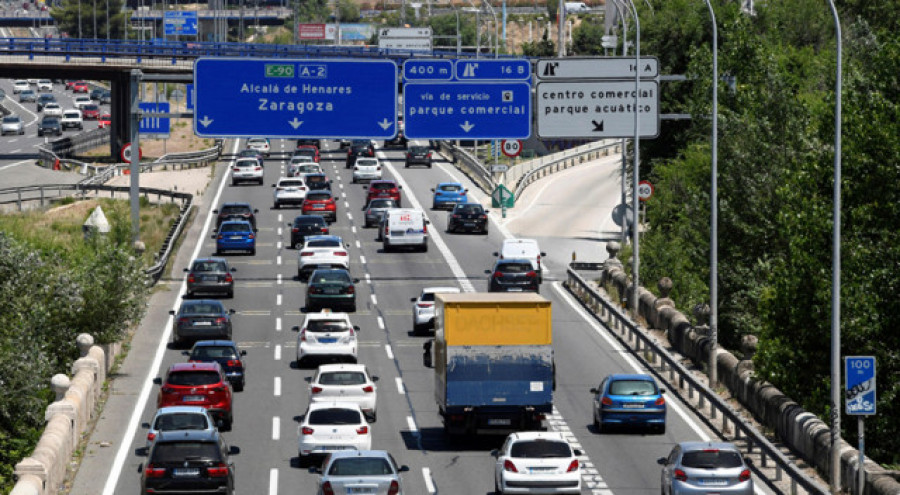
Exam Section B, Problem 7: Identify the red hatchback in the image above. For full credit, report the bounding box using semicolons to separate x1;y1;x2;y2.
364;180;402;207
294;145;320;163
154;362;233;429
72;81;89;93
81;104;100;120
301;190;338;223
97;113;111;128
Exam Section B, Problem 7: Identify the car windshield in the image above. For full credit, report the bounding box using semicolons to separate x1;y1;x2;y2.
681;449;744;469
153;413;210;431
3;116;19;123
307;319;351;333
497;263;533;273
181;303;224;314
307;239;340;248
440;185;462;192
306;193;331;201
307;408;362;425
166;371;220;386
219;223;250;233
608;379;658;396
371;183;395;191
328;457;393;476
151;442;220;463
509;440;572;458
318;371;367;386
192;261;227;272
368;199;396;209
191;346;238;360
311;272;351;284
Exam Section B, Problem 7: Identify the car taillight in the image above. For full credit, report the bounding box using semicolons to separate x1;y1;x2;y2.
480;214;487;219
178;318;190;325
566;459;579;472
217;234;224;240
232;168;239;172
300;330;307;342
537;254;541;267
601;396;613;406
144;464;166;478
526;271;537;278
346;285;355;294
160;386;174;394
356;425;368;434
147;432;156;442
739;469;751;482
451;214;460;219
254;167;262;171
300;251;314;256
224;274;233;283
362;385;374;393
311;386;323;394
321;227;329;233
406;153;412;158
226;359;242;367
493;271;503;278
417;302;433;308
215;317;228;325
334;251;347;256
321;481;335;495
301;426;314;435
384;225;389;235
309;287;322;294
503;459;518;473
292;227;299;233
426;152;432;158
673;468;688;482
423;223;427;233
387;480;400;495
187;274;195;283
207;463;229;477
248;234;255;239
655;397;666;406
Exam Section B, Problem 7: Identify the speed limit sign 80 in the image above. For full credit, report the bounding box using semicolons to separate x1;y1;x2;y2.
501;139;522;158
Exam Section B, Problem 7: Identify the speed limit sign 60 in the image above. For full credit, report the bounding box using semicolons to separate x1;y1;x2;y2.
501;139;522;158
638;180;654;201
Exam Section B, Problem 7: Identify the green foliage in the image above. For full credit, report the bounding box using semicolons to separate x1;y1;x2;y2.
336;0;360;23
50;0;127;39
570;17;605;55
521;28;555;56
428;13;477;49
294;0;330;23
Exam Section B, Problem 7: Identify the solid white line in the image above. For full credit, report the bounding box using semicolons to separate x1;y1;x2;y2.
269;468;278;495
0;159;33;171
360;255;367;264
377;316;385;330
277;273;282;285
272;416;280;440
395;377;405;395
101;138;241;495
406;416;418;435
370;294;377;305
274;345;282;361
274;376;281;397
276;317;282;332
384;343;393;359
422;467;437;494
276;294;282;306
276;255;282;265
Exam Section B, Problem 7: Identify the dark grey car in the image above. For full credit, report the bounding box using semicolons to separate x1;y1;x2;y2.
405;145;433;168
169;300;235;346
136;429;239;495
364;198;398;228
185;258;236;298
486;259;540;293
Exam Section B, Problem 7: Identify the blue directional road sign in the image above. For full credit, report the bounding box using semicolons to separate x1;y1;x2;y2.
404;82;530;140
164;11;198;36
139;102;170;138
194;58;398;139
404;59;454;81
455;59;531;81
845;356;876;415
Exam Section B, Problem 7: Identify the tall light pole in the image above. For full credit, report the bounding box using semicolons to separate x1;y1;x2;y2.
626;0;640;317
556;0;565;56
78;0;82;38
106;0;109;40
93;0;97;38
610;0;630;246
702;0;719;388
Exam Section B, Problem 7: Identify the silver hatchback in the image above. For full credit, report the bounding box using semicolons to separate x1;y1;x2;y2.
658;442;754;495
310;450;409;495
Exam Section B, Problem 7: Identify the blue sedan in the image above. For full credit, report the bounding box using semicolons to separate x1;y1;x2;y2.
215;220;256;255
591;373;666;433
431;182;468;210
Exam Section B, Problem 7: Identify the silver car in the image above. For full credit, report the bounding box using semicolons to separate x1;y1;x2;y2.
140;406;218;449
658;442;754;495
1;115;24;135
310;450;409;495
363;198;398;228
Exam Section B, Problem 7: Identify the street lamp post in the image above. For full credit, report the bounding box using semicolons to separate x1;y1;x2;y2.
610;0;630;246
106;0;110;40
626;0;640;318
93;0;97;38
78;0;82;38
702;0;719;388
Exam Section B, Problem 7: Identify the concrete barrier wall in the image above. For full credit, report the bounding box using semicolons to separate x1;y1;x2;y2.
10;334;112;495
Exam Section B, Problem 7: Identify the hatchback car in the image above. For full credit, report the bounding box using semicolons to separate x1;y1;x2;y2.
297;402;372;466
72;81;89;93
294;144;320;162
487;259;540;293
273;177;309;208
431;182;468;210
308;363;379;421
214;220;256;255
246;137;270;156
154;362;234;429
492;431;582;494
658;442;754;495
37;79;53;92
405;145;433;168
73;95;92;109
301;191;339;223
364;198;399;228
37;116;62;137
89;87;106;100
214;202;258;230
411;286;461;335
141;406;218;449
591;373;667;433
36;93;56;111
305;269;359;313
310;450;409;495
81;103;100;120
97;113;112;129
288;215;329;249
294;311;359;366
288;161;322;178
346;140;375;168
18;89;36;103
364;180;402;207
184;340;247;392
298;236;350;281
447;202;489;234
137;429;238;495
1;115;24;135
169;299;235;345
303;172;332;191
185;258;236;298
238;147;265;166
352;157;383;183
231;157;264;185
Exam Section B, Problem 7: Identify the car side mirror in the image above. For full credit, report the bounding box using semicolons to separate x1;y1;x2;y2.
286;222;292;227
213;210;219;214
491;449;500;457
169;310;176;315
231;267;237;272
399;465;410;472
308;466;321;474
541;252;547;257
484;269;492;274
181;351;190;356
573;449;583;456
240;350;247;356
410;297;417;302
292;326;300;332
228;446;240;455
253;209;259;213
271;184;276;187
135;447;149;457
425;220;430;225
398;185;403;189
211;234;217;239
372;376;379;382
430;188;435;192
485;210;491;214
183;268;189;272
152;377;162;385
492;252;499;257
660;388;666;394
589;388;599;394
744;457;753;466
353;325;361;331
229;309;236;314
656;457;667;465
254;229;259;233
141;422;151;429
353;279;360;283
304;376;312;382
136;463;144;472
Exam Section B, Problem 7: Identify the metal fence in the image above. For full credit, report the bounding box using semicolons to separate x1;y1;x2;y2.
508;140;620;199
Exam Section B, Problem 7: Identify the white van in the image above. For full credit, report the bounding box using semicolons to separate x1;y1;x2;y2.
496;238;547;283
381;208;429;252
565;2;591;12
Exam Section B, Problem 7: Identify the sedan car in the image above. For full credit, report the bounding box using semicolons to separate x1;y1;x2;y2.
405;145;433;168
168;299;235;345
293;310;359;365
141;406;218;449
301;191;339;223
42;102;63;117
247;137;270;156
273;177;309;208
658;442;754;495
364;198;399;228
305;269;359;313
214;202;258;231
591;373;667;433
297;402;372;466
352;157;382;183
184;340;247;392
411;286;461;335
431;182;468;210
487;259;540;293
154;362;234;429
492;431;582;494
303;172;332;191
12;80;29;93
185;257;236;298
18;89;36;103
37;116;62;137
310;450;409;495
364;180;402;207
447;202;489;234
214;220;256;255
288;215;329;249
1;115;25;135
308;363;378;421
298;235;350;281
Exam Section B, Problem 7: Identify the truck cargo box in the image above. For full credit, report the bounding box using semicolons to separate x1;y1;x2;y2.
435;292;551;347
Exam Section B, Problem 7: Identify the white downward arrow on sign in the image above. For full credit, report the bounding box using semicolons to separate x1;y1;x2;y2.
198;116;213;128
460;121;475;132
289;118;303;129
378;118;392;130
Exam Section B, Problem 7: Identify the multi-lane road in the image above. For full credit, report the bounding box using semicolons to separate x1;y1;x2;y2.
54;137;775;495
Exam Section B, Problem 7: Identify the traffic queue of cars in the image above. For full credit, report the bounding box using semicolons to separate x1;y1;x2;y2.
4;78;111;139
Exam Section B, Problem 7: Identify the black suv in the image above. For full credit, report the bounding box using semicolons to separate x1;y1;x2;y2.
214;202;258;231
405;145;432;168
37;116;62;137
183;340;247;392
303;172;332;191
287;215;329;249
137;429;239;495
486;259;539;293
36;93;56;112
345;140;375;168
385;129;408;148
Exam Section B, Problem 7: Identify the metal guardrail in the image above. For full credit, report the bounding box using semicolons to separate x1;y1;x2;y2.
438;141;493;193
510;140;620;199
564;265;829;495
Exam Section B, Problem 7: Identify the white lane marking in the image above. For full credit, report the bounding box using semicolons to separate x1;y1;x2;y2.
355;240;361;249
0;159;33;171
274;345;282;361
278;214;283;222
395;377;405;395
406;416;418;436
276;255;282;265
351;226;357;234
339;183;344;189
346;213;353;221
10;148;21;153
269;468;278;495
384;343;393;359
377;316;385;330
276;317;282;331
344;201;350;208
365;273;371;284
277;273;282;285
272;416;281;440
276;294;282;306
274;377;281;397
370;294;377;305
360;255;367;264
277;227;282;236
422;467;437;494
277;241;282;250
101;138;241;495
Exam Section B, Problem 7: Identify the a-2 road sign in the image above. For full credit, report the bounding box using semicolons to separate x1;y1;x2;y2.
845;356;876;415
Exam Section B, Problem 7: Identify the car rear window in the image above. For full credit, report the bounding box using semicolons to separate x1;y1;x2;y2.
3;116;19;123
328;457;393;476
420;293;436;302
306;175;327;183
236;160;258;167
279;180;305;187
153;413;210;431
608;379;658;396
410;146;428;154
681;449;744;469
307;320;351;333
456;204;483;214
298;165;321;173
356;159;378;166
440;185;462;192
220;205;251;215
295;216;326;226
368;199;397;209
510;440;572;458
312;272;351;284
372;183;395;191
498;263;533;273
295;149;316;157
192;261;226;272
166;371;221;386
191;346;238;360
151;442;221;463
308;408;362;425
219;223;250;233
306;193;331;201
181;303;223;314
318;371;366;386
307;239;340;248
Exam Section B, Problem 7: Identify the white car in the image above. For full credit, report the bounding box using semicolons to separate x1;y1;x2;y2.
288;160;322;178
308;364;378;421
497;238;547;283
73;96;92;110
231;157;264;185
12;80;29;94
140;406;217;449
60;109;83;130
352;157;383;183
493;431;583;494
42;102;63;117
293;310;358;365
297;401;371;465
37;79;53;92
298;235;350;281
273;176;308;208
247;137;270;156
411;286;461;335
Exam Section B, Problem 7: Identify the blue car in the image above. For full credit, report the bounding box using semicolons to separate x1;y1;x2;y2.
215;220;256;255
431;182;468;210
590;373;666;433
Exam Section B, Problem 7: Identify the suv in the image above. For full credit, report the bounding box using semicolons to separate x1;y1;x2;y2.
294;144;320;163
184;340;247;392
273;177;308;209
154;362;234;429
495;238;547;284
214;202;258;231
60;109;84;130
303;172;332;191
137;429;238;495
37;116;62;137
486;259;540;293
231;157;264;185
141;406;218;449
405;145;433;168
246;137;270;157
364;180;402;207
288;215;329;249
346;140;375;168
185;257;236;298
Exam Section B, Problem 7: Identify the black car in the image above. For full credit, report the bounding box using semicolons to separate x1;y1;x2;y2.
168;300;235;346
303;172;332;191
35;93;56;112
447;203;489;234
405;145;433;168
296;138;320;147
345;140;375;168
486;259;540;293
237;147;265;167
185;257;236;298
384;129;408;148
136;429;238;495
37;116;62;137
183;340;247;392
305;268;359;312
288;215;329;249
214;202;258;231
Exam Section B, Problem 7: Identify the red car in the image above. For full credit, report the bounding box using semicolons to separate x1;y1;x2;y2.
81;104;100;120
154;362;233;429
97;113;111;128
300;191;338;223
64;80;78;90
72;81;89;93
364;180;402;207
294;145;320;163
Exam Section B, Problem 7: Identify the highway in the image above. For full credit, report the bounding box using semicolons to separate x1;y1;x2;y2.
60;137;772;495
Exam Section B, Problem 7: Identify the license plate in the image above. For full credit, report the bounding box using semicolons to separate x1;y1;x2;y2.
194;321;212;326
324;289;340;295
173;468;200;477
319;338;337;343
622;403;645;409
183;395;204;402
529;467;555;473
464;223;476;227
699;479;728;486
347;488;376;494
507;288;524;292
487;418;511;426
230;236;242;240
202;276;217;282
313;205;324;209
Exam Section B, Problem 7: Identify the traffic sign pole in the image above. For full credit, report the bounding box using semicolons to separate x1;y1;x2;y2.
845;355;876;495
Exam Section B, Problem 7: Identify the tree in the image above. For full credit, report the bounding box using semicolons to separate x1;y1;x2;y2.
50;0;127;39
428;13;476;49
571;17;605;55
521;28;555;56
335;0;360;23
